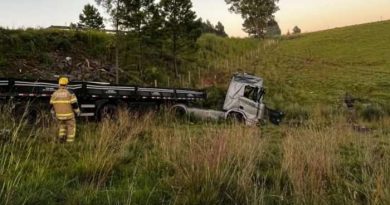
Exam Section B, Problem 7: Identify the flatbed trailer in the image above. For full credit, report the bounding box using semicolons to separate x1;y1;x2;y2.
0;78;206;121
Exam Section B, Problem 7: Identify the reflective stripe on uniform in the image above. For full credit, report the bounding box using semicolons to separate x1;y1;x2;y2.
57;113;74;117
59;123;67;137
56;114;74;120
59;129;66;136
66;125;76;142
67;134;75;142
58;117;73;121
70;96;77;103
51;100;72;104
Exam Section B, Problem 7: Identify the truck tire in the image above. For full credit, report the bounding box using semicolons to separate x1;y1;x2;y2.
15;104;48;126
227;112;245;124
98;104;118;121
171;104;188;117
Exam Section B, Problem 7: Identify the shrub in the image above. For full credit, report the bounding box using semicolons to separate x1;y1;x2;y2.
55;38;72;52
200;86;226;109
361;104;384;122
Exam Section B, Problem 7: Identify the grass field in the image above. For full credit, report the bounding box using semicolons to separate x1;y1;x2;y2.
1;21;390;204
205;21;390;111
0;106;389;204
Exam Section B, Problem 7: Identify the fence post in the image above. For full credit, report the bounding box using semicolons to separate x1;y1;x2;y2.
188;71;191;86
198;67;201;88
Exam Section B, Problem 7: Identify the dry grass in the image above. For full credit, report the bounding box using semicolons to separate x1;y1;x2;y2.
282;116;390;204
0;105;389;204
152;124;264;204
72;110;153;188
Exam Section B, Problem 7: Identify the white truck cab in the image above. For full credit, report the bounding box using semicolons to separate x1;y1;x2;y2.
222;73;266;125
173;73;277;126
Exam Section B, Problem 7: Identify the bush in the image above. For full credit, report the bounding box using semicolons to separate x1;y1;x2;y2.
55;38;72;52
201;86;226;109
361;104;384;121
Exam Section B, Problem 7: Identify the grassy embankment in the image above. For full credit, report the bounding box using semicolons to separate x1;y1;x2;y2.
202;20;390;121
1;21;390;204
0;28;260;86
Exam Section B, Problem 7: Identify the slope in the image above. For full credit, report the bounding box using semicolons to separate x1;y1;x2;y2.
238;20;390;112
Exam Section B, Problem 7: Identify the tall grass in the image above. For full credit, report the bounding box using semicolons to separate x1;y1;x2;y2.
1;98;389;204
282;114;390;204
0;108;269;204
152;124;264;204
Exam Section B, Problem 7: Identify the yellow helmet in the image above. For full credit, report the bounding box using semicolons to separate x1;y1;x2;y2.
59;77;69;86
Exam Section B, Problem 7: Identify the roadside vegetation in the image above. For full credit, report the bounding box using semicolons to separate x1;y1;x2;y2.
0;20;390;204
0;104;389;204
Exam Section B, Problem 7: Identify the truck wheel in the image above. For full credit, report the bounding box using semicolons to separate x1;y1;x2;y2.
172;106;187;117
227;112;245;124
170;104;189;122
99;104;118;120
15;104;49;126
170;104;188;117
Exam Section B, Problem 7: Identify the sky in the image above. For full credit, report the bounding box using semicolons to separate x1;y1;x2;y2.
0;0;389;37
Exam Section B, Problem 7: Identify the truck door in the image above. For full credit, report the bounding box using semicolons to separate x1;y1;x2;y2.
239;86;260;120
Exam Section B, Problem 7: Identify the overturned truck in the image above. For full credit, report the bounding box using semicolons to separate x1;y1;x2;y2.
172;73;284;125
0;73;283;125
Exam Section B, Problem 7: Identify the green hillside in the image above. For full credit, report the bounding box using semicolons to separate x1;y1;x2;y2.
2;21;388;108
239;21;390;109
1;21;390;205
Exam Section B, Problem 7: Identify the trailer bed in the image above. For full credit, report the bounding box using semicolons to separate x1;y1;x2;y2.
0;78;206;101
0;78;206;120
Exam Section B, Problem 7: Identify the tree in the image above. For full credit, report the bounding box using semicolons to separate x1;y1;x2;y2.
95;0;123;28
79;4;105;29
160;0;202;77
293;26;301;34
215;21;228;37
225;0;279;38
200;20;228;37
200;19;215;34
96;0;124;83
265;18;281;37
119;0;158;78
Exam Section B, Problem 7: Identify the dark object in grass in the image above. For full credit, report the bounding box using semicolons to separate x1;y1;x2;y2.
352;124;372;133
267;108;284;125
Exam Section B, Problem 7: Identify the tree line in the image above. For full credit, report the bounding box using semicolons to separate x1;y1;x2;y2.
74;0;281;83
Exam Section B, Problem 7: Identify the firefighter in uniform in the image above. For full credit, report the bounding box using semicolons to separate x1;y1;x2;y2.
50;77;80;143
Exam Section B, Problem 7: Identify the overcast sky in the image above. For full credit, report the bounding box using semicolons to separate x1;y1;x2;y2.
0;0;389;37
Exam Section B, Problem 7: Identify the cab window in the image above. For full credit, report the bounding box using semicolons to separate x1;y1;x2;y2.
244;86;259;102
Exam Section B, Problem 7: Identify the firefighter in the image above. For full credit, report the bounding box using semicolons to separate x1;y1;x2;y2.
50;77;80;143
